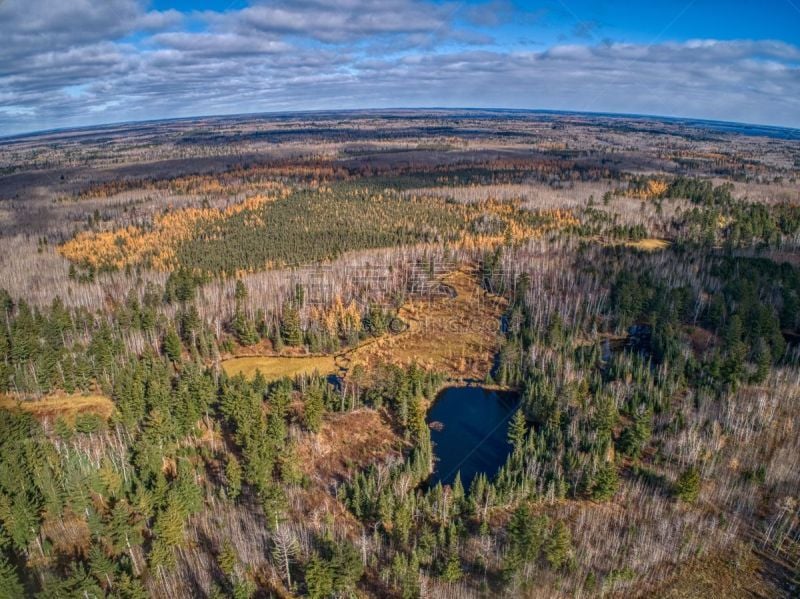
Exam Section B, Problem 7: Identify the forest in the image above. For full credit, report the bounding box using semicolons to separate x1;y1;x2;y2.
0;111;798;598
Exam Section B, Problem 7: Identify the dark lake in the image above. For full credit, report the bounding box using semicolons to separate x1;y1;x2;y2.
427;386;519;489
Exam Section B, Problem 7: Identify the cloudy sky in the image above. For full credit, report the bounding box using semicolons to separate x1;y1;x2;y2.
1;0;799;135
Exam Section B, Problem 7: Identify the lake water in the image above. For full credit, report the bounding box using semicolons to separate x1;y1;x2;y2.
427;386;519;489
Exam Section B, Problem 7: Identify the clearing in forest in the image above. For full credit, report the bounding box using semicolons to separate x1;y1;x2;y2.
221;354;338;380
295;409;402;484
0;393;115;422
343;268;507;381
223;267;507;383
625;237;671;251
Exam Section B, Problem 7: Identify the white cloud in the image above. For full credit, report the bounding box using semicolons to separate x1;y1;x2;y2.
230;0;454;43
152;32;290;57
0;0;798;135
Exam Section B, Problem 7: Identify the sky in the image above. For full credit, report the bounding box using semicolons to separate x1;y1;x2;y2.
1;0;799;136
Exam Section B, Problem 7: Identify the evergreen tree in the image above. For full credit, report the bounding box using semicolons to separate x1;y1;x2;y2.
151;493;185;569
330;541;363;593
363;303;388;336
226;455;243;500
451;471;465;514
675;466;701;503
0;555;24;599
218;540;238;577
619;407;652;459
281;302;303;347
303;385;325;433
234;279;248;303
88;543;116;589
305;554;334;598
503;504;548;578
441;551;462;582
722;315;747;387
232;310;260;346
591;461;619;501
176;460;203;516
752;338;772;384
114;574;149;599
163;327;182;362
545;520;572;570
508;409;527;453
390;551;420;599
179;304;201;345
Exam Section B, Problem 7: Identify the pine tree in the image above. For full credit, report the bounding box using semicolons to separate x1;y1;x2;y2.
234;279;248;303
107;501;143;560
619;407;652;459
451;471;465;513
218;540;238;577
390;551;420;599
508;409;527;453
114;573;148;599
98;457;123;499
233;310;259;346
752;338;772;384
279;442;303;486
0;555;24;599
675;466;701;503
179;304;201;345
176;460;203;516
591;461;619;501
505;504;548;566
88;543;116;590
546;313;564;345
441;552;462;582
393;495;414;546
305;554;334;599
163;327;182;362
149;539;175;571
363;303;388;336
262;484;288;528
302;385;325;433
330;541;363;593
545;520;572;570
226;455;243;500
154;494;185;550
280;302;303;347
722;314;747;386
232;578;256;599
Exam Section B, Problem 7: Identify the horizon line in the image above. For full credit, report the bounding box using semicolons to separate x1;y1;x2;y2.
3;106;800;143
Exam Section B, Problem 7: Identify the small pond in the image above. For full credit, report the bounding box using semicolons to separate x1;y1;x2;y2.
427;386;519;489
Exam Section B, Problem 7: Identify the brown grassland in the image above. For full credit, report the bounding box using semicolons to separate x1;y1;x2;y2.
343;268;506;381
0;392;116;422
221;354;338;380
625;237;672;251
222;266;507;384
294;409;402;486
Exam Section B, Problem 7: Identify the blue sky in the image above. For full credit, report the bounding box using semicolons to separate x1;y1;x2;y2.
476;1;800;46
1;0;799;135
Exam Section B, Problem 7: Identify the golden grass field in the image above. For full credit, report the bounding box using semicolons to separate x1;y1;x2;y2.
222;267;507;383
625;237;671;251
0;392;115;422
221;354;339;380
344;268;506;381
